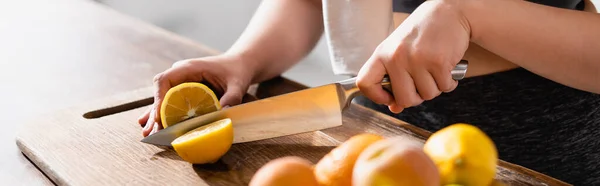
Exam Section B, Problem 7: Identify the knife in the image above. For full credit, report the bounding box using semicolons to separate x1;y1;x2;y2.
141;60;468;147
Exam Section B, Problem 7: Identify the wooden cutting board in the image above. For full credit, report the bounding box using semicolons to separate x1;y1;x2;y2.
16;80;570;186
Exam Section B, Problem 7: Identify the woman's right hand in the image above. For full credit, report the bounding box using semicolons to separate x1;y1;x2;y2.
138;54;255;137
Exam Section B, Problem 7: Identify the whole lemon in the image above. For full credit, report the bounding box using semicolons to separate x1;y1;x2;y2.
423;123;498;186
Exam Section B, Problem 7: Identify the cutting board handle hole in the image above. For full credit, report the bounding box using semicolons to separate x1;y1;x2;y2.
83;97;154;119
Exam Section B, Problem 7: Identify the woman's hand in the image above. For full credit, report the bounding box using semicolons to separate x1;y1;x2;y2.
138;54;255;137
356;0;471;114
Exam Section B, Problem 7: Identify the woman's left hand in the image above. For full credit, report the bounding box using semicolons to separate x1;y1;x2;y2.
356;0;471;113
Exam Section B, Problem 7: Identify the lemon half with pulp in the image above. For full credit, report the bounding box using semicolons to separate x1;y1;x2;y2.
160;82;221;129
171;118;234;164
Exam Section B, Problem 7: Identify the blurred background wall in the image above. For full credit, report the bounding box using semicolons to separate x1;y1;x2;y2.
97;0;347;87
97;0;600;87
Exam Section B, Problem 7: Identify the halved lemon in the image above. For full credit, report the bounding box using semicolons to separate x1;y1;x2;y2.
171;118;234;164
160;82;221;129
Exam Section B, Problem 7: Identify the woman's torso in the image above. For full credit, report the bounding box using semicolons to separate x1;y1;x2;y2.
355;0;600;185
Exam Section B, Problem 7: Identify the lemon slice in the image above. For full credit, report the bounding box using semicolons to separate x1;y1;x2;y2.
171;118;234;164
160;82;221;129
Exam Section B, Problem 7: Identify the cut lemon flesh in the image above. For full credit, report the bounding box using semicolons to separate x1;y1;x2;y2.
160;82;221;128
172;118;234;164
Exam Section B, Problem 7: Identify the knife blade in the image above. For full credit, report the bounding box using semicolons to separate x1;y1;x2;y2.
141;60;468;147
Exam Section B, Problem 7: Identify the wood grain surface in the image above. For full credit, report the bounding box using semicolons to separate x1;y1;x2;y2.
0;0;225;185
4;0;580;185
16;79;571;186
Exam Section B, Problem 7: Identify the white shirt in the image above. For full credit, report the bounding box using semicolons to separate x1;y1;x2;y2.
322;0;394;76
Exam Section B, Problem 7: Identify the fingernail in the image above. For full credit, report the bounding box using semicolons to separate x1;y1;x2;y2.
145;108;156;129
388;102;396;107
144;120;154;132
150;123;159;135
144;117;152;130
223;105;230;110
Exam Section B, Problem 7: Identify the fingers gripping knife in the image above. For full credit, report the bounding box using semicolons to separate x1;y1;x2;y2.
141;60;469;147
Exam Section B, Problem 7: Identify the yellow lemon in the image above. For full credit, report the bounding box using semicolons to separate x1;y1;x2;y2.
423;123;498;186
171;118;233;164
160;82;221;128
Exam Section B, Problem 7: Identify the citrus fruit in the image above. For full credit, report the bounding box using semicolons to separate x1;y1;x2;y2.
171;118;233;164
423;123;498;186
160;82;221;128
249;156;319;186
353;136;440;186
314;133;384;186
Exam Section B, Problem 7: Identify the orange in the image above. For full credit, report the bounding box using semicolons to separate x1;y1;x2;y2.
353;136;440;186
424;123;498;186
249;156;319;186
314;133;384;186
160;82;221;128
171;118;233;164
